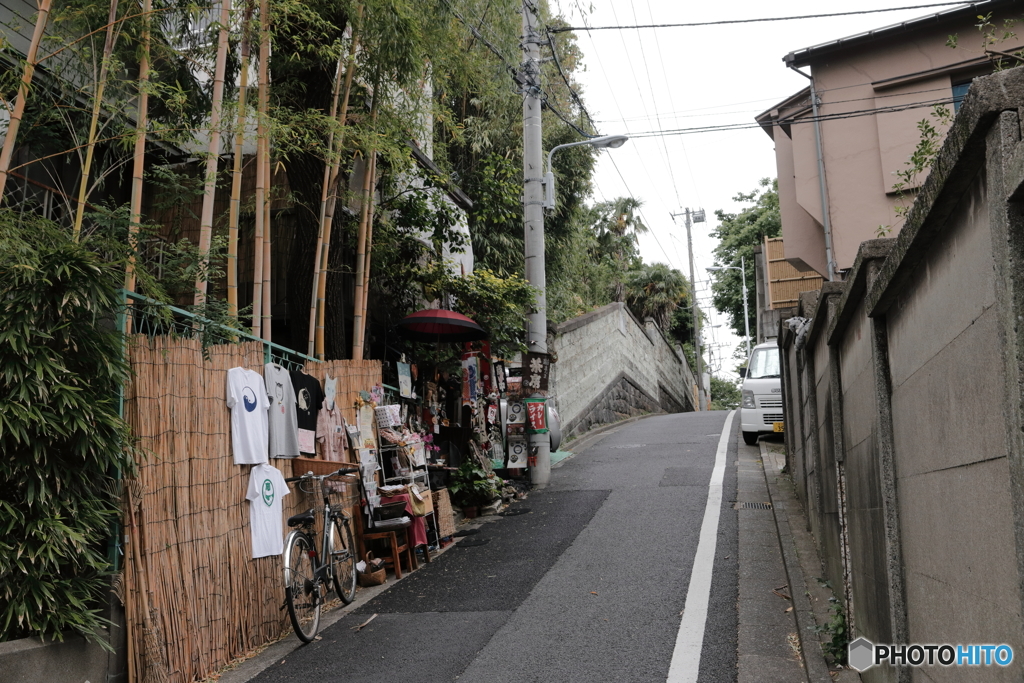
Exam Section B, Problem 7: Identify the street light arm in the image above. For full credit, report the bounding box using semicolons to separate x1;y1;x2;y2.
543;134;628;210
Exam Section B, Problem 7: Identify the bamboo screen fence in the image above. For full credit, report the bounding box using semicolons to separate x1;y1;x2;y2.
764;237;824;309
123;333;380;683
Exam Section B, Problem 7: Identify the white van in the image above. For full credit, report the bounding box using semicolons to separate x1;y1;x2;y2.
739;341;784;445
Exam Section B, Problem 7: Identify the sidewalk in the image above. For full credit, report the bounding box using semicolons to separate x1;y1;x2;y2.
744;435;860;683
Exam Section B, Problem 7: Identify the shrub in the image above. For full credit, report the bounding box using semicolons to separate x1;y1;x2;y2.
0;213;135;643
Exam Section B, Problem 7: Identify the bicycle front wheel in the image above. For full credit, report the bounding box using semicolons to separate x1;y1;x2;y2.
329;517;358;604
283;531;321;642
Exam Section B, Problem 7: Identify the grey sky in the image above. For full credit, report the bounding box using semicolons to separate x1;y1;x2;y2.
560;0;966;375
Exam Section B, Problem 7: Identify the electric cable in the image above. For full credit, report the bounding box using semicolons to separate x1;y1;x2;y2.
628;96;957;138
548;2;984;33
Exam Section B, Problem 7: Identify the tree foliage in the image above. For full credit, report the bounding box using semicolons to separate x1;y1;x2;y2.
710;375;740;410
709;178;780;338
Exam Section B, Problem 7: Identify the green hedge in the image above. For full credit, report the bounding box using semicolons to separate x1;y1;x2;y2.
0;215;135;643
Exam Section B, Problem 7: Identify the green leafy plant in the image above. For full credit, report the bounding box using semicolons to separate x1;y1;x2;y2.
448;461;499;508
877;105;953;237
812;589;849;666
0;211;137;644
710;376;741;410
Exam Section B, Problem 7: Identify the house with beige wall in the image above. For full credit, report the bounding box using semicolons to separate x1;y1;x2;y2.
756;0;1021;281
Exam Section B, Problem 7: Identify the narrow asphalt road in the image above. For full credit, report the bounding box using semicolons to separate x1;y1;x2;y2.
251;410;739;683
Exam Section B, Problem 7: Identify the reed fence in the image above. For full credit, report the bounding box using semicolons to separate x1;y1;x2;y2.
123;332;380;683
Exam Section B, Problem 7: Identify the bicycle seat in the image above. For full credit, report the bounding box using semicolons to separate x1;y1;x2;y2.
288;511;315;528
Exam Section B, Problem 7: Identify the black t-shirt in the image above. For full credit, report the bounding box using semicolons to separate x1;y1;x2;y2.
290;371;325;447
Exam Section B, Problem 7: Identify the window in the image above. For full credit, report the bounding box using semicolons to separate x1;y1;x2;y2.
952;81;972;112
747;347;780;379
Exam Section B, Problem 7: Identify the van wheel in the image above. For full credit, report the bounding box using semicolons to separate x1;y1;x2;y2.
742;431;759;446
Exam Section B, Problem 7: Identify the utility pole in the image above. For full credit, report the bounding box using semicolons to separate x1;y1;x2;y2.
521;0;550;487
672;208;706;411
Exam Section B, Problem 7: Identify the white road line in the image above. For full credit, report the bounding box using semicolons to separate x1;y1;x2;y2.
667;410;736;683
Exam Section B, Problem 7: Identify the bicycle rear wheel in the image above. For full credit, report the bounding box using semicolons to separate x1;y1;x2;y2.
284;531;321;642
329;517;358;604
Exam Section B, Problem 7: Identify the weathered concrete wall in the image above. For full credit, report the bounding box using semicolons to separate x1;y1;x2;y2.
549;302;696;440
779;66;1024;680
0;632;109;683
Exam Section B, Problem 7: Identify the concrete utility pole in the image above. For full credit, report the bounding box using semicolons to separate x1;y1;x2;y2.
672;208;706;411
521;0;550;487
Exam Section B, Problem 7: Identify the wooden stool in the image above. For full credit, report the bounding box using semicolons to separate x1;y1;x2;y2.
355;513;415;579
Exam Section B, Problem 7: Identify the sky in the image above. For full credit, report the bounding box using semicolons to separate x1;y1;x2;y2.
553;0;967;379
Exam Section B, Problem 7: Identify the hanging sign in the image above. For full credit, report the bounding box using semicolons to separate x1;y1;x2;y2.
525;398;548;433
492;361;507;395
523;353;551;394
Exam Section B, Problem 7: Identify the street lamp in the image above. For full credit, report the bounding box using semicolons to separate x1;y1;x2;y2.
543;135;629;210
707;256;752;358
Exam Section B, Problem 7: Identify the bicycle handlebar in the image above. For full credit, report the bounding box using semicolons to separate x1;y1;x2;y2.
284;465;359;483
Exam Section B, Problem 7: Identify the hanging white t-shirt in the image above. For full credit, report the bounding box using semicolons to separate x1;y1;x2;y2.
264;363;300;458
226;367;270;465
246;464;290;558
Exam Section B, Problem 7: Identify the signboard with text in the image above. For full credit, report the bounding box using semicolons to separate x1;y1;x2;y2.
525;398;548;433
522;353;551;395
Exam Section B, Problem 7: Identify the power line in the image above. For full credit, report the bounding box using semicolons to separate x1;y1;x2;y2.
548;2;981;33
627;0;684;208
594;83;958;125
546;30;599;132
608;156;679;270
628;96;956;138
644;0;701;209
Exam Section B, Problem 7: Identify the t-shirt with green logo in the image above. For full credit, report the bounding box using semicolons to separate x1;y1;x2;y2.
246;464;290;558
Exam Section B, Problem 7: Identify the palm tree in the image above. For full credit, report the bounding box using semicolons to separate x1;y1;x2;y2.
591;197;647;301
626;262;687;330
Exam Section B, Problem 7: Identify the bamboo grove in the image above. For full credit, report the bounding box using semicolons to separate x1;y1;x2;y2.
0;0;634;362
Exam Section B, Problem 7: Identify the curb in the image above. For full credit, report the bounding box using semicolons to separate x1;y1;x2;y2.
759;439;835;683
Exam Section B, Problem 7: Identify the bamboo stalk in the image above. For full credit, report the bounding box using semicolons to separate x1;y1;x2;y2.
355;150;377;359
193;0;233;306
251;0;270;337
227;1;253;322
350;94;379;360
306;56;344;356
0;0;53;199
310;9;361;358
122;0;151;333
261;131;271;341
72;0;119;241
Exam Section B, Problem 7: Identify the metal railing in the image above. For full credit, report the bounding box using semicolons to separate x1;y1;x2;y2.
121;290;319;371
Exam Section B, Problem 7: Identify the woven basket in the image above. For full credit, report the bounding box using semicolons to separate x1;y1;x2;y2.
432;488;456;539
357;552;387;587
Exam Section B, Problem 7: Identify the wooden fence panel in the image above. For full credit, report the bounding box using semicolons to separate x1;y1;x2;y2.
123;335;380;683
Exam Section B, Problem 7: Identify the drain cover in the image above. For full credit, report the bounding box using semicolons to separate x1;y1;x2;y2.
734;502;773;510
609;444;645;449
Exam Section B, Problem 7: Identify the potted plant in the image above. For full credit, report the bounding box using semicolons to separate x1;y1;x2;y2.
449;461;499;518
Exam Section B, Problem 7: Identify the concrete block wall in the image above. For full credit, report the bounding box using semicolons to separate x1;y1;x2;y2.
779;66;1024;682
549;302;696;439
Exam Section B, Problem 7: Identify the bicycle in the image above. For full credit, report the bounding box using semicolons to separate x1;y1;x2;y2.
282;466;359;642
